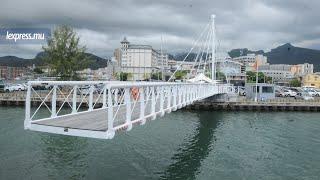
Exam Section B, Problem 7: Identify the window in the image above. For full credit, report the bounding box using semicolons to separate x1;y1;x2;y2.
262;86;274;93
252;86;260;93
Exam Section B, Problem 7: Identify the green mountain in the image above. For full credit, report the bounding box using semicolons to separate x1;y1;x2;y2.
228;43;320;71
0;52;109;70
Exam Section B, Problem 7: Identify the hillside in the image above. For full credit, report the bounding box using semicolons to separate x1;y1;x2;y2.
228;43;320;71
0;52;109;70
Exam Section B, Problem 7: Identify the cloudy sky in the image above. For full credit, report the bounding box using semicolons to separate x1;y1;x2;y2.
1;0;320;58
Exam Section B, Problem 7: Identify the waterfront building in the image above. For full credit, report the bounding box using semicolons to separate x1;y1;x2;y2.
290;63;313;76
193;58;246;85
259;64;294;81
77;60;119;80
259;63;314;82
259;70;294;82
114;37;168;80
167;59;177;70
0;66;27;80
178;61;196;71
215;58;246;85
233;54;268;72
302;73;320;88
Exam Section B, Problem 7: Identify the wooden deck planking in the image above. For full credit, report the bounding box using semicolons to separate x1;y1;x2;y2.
32;95;177;131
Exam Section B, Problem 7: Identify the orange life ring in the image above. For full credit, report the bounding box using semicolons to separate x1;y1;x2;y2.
131;87;139;100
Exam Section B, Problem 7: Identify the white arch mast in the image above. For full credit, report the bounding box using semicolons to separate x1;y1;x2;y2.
211;14;216;81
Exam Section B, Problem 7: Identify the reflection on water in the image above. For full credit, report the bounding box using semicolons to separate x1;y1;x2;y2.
159;111;222;180
2;106;320;180
39;135;89;179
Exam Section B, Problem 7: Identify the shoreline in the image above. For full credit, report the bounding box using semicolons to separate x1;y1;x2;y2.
1;92;320;112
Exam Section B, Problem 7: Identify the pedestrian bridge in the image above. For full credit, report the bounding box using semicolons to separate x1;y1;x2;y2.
24;14;236;139
24;81;236;139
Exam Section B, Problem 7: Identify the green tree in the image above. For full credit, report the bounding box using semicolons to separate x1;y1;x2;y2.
33;67;44;74
143;73;151;80
118;72;132;81
42;25;91;80
175;70;188;80
246;71;269;83
216;71;226;81
289;78;301;87
246;71;256;82
151;72;162;80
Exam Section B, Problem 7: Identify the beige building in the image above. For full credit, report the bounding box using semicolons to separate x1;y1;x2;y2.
114;37;168;80
167;59;177;69
290;63;313;76
259;63;313;82
303;73;320;88
233;54;268;72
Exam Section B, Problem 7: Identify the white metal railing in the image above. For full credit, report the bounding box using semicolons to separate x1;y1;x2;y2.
24;81;234;139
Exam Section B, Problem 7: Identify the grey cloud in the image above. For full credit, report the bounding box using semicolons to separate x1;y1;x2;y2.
0;0;319;58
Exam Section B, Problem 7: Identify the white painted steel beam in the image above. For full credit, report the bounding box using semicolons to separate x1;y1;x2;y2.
24;81;234;139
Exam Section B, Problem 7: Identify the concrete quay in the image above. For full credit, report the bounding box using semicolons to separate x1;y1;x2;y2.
187;94;320;112
1;91;320;112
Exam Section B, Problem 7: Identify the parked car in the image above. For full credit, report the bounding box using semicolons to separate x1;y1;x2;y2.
283;89;297;97
305;89;320;97
238;87;246;96
4;84;13;92
275;89;285;97
4;84;27;92
4;84;26;92
77;85;100;95
288;87;300;93
10;84;26;91
295;92;314;100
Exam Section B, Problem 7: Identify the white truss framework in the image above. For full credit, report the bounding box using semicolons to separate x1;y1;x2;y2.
24;81;236;139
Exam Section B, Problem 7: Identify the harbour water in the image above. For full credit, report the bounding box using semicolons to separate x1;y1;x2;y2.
1;106;320;179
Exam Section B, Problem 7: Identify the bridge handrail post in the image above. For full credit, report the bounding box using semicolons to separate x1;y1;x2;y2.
172;85;177;111
151;86;156;120
89;85;94;111
139;87;146;125
186;85;190;104
102;85;107;108
24;82;32;129
189;85;192;103
72;85;78;114
160;86;164;116
124;87;132;131
200;85;204;99
183;86;188;106
51;85;57;118
114;89;118;105
106;86;115;139
167;86;172;112
194;85;197;101
182;86;186;106
177;85;182;108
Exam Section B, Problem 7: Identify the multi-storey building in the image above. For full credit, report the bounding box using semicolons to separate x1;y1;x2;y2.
114;37;168;80
259;63;314;82
215;58;246;85
0;66;26;80
233;54;268;72
290;63;313;76
167;59;177;70
302;73;320;88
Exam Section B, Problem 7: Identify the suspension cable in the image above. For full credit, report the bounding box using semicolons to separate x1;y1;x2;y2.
168;23;210;81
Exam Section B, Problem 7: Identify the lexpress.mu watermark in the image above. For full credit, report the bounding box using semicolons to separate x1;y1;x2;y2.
0;28;51;44
6;31;45;42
